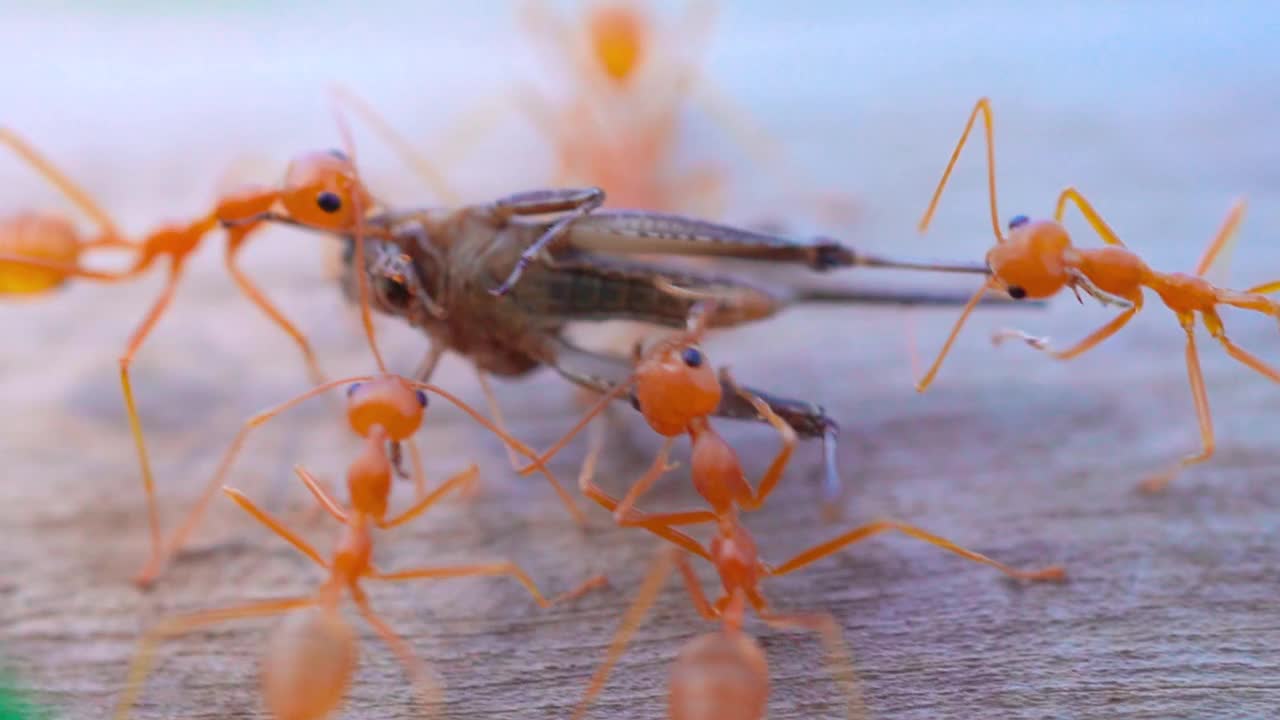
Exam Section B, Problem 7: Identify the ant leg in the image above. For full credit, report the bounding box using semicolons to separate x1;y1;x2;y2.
370;562;606;609
379;464;480;529
571;547;680;720
119;264;187;583
349;587;444;716
488;187;606;296
1141;318;1215;492
993;294;1143;361
409;381;587;525
612;436;678;522
1211;328;1280;383
291;466;349;524
722;369;797;511
1053;187;1126;247
915;280;996;392
413;342;446;383
765;519;1065;582
0;128;125;239
1246;280;1280;295
1194;198;1247;277
113;597;314;720
476;370;525;472
223;487;329;568
133;375;373;586
329;83;461;205
918;97;1003;244
758;610;867;720
224;226;326;385
579;418;718;535
674;552;719;620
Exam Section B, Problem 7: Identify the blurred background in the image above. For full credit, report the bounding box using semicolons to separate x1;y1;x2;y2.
3;2;1280;719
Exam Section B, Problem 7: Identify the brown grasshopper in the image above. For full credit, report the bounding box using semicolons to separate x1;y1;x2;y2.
248;187;1025;508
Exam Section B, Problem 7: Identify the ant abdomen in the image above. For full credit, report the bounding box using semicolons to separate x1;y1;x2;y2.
669;631;769;720
262;605;358;720
0;212;81;293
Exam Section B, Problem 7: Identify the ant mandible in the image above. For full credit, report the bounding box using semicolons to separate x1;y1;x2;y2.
912;97;1280;491
0;126;384;580
115;382;604;719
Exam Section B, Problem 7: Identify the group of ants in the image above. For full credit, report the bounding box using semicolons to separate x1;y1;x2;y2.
5;89;1278;718
6;18;1280;713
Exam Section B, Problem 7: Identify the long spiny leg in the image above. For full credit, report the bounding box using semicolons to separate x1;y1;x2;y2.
1053;187;1126;246
571;547;680;720
918;97;1003;244
113;597;314;720
1140;316;1214;493
760;610;867;720
994;293;1143;360
488;187;607;296
766;519;1064;581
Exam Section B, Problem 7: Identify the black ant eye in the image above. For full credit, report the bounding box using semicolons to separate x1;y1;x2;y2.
1008;214;1030;230
346;382;362;397
415;390;428;407
1007;285;1028;299
681;347;704;368
317;191;343;213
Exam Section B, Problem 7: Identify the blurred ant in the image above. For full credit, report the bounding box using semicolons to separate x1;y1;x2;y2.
133;110;586;587
115;377;604;719
913;98;1280;491
0;127;387;579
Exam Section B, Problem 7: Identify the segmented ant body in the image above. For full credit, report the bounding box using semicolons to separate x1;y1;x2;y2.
913;98;1280;490
116;376;603;719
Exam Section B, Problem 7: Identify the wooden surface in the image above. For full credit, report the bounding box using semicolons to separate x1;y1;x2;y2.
4;3;1280;719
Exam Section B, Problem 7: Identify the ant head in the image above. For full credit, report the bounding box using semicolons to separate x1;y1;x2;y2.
345;377;427;441
985;217;1073;300
280;149;372;230
587;2;649;84
633;340;722;436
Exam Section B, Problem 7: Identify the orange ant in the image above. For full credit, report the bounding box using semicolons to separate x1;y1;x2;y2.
912;97;1280;491
0;126;384;582
565;385;1065;719
114;378;605;719
132;116;587;587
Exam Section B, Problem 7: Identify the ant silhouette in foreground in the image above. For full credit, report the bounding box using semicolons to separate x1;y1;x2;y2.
913;97;1280;491
115;378;604;719
0;126;387;581
133;115;587;587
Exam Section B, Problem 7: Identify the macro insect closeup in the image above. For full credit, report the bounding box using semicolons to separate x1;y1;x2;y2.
3;3;1280;720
